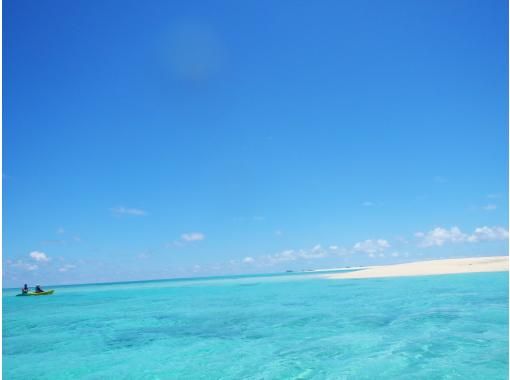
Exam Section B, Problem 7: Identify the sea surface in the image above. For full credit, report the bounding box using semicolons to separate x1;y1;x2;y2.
3;271;508;379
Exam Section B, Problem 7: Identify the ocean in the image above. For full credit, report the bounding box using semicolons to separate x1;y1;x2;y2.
3;271;508;379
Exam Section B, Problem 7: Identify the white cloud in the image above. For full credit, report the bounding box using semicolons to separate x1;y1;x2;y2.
487;193;501;199
137;252;150;259
166;240;184;248
301;245;327;259
269;249;297;263
416;226;509;247
111;206;147;216
391;252;400;257
243;257;255;264
181;232;205;242
353;239;390;254
29;251;50;262
329;245;339;250
10;260;38;271
58;264;76;272
263;244;334;265
415;227;467;247
469;226;509;242
57;227;65;234
483;204;497;211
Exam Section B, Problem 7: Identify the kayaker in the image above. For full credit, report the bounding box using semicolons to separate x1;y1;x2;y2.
21;284;29;294
34;285;44;293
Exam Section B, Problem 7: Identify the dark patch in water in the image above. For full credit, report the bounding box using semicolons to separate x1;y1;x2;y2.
327;283;358;287
355;314;395;328
281;302;311;307
104;316;275;349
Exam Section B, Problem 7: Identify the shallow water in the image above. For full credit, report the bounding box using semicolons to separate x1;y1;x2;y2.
3;271;508;379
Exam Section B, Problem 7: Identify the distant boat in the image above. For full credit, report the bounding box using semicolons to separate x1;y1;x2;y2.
285;270;294;273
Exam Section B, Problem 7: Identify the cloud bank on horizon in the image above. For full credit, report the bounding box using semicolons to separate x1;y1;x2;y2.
232;225;509;269
4;224;508;286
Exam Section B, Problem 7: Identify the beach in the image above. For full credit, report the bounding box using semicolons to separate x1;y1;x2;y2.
325;256;509;280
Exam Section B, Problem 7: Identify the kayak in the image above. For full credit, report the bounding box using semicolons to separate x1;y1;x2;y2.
16;290;54;296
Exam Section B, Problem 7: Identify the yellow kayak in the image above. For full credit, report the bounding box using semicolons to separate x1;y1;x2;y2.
16;290;54;296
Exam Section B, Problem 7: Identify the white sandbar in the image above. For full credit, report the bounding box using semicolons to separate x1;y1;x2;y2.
325;256;509;279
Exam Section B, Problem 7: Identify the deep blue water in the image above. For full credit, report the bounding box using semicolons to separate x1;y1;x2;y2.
3;271;508;379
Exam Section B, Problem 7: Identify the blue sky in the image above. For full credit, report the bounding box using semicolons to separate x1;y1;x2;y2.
3;0;508;287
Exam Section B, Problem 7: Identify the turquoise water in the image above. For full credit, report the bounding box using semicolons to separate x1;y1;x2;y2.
3;271;508;379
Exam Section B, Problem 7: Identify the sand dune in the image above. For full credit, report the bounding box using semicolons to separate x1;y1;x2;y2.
325;256;509;279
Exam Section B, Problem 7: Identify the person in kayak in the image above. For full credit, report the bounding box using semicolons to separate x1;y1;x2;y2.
21;284;29;294
34;285;44;293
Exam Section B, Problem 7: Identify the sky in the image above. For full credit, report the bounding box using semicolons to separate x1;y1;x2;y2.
3;0;508;287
